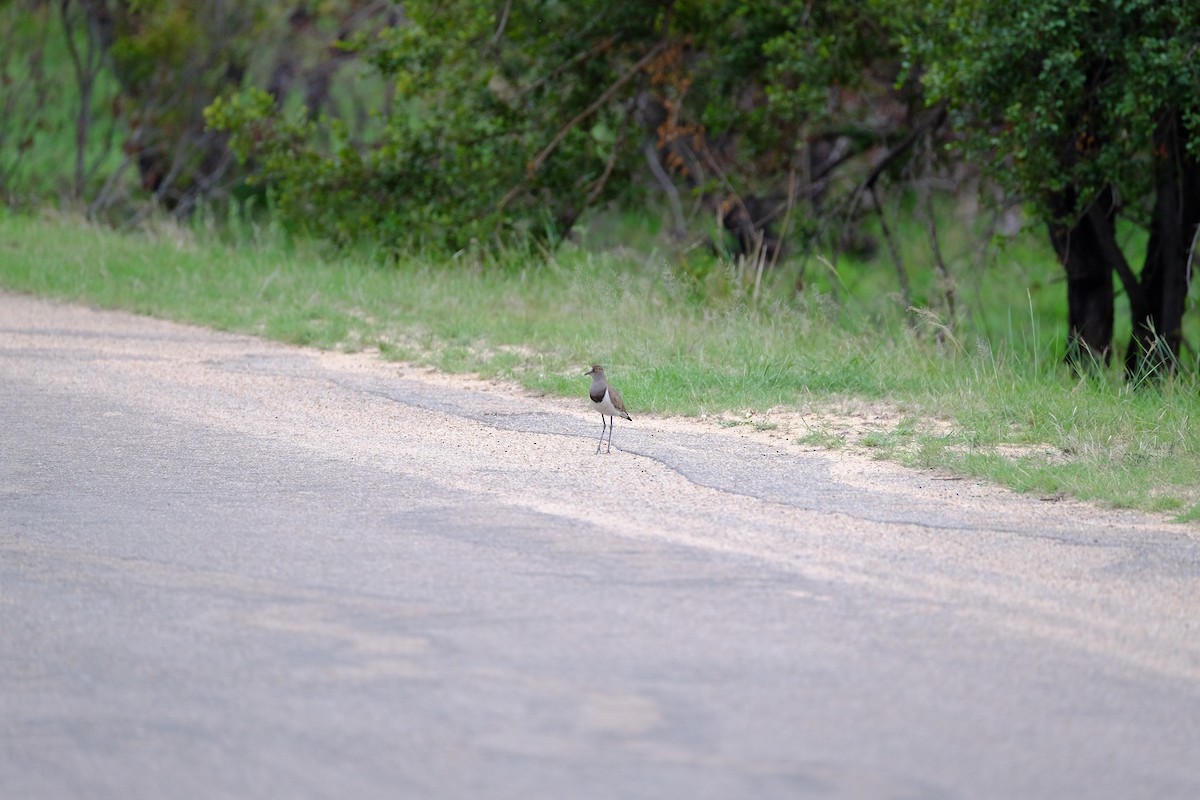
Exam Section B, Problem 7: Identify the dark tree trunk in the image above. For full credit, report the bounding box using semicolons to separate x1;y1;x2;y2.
1126;110;1200;380
1048;186;1118;369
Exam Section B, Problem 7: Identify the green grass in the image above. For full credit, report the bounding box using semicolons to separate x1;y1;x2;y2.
1;208;1197;522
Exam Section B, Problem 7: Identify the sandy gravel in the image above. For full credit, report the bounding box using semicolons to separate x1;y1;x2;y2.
0;290;1186;539
3;290;1198;687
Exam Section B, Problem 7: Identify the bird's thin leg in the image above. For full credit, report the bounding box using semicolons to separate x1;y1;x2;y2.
606;416;614;453
595;416;606;454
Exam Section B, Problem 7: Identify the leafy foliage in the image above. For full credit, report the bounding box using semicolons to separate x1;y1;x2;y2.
8;0;1200;379
904;0;1200;378
74;0;269;214
0;2;69;205
912;0;1200;221
206;0;922;253
210;1;647;250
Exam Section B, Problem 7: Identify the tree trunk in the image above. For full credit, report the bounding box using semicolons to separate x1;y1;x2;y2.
1048;186;1117;370
1126;110;1200;380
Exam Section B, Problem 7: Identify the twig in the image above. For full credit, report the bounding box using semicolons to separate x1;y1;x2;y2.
518;36;617;98
499;40;667;212
793;109;944;294
490;0;512;45
696;138;762;255
527;41;666;176
61;0;103;201
921;127;956;324
643;137;686;236
89;134;138;218
1184;219;1199;293
844;105;948;234
544;103;635;242
751;228;766;301
871;183;915;325
769;163;799;272
586;117;628;205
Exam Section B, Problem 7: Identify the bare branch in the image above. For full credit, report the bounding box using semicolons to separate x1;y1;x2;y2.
845;104;948;226
527;41;666;176
490;0;512;46
768;163;799;273
586;110;632;207
870;183;915;324
61;0;103;200
643;137;686;237
518;36;617;99
499;40;667;211
920;128;956;323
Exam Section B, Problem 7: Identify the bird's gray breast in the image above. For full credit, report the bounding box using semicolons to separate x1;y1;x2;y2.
589;385;607;403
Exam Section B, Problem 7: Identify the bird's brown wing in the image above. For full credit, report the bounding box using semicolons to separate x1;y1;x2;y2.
608;385;632;420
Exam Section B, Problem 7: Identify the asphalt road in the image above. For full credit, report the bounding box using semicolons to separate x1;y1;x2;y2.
2;291;1198;800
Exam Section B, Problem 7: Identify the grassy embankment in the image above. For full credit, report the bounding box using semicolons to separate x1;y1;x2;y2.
1;209;1197;522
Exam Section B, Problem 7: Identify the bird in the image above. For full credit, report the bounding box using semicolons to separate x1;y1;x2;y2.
584;364;632;454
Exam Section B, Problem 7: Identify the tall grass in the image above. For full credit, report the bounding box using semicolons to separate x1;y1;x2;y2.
1;208;1197;521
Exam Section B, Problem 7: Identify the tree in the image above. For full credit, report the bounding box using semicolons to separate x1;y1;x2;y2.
0;1;64;206
208;0;671;250
205;0;939;267
36;0;395;219
909;0;1200;379
68;0;264;217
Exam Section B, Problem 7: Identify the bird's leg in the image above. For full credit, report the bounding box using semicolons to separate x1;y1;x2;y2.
606;417;614;453
595;416;606;454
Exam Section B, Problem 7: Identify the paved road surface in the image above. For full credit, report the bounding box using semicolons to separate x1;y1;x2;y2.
2;292;1198;799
